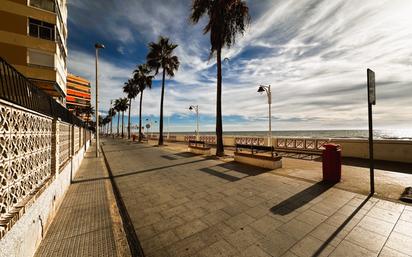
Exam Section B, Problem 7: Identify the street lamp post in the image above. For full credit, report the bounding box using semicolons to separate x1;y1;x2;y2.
189;105;200;140
258;85;272;146
95;43;105;157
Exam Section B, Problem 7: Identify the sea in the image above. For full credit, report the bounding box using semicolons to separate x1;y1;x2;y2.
144;129;412;140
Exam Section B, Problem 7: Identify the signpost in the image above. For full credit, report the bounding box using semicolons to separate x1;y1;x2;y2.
367;69;376;194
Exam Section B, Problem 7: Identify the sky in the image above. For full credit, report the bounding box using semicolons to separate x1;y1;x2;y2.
67;0;412;133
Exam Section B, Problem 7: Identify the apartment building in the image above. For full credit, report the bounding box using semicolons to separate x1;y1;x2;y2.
66;73;91;121
0;0;68;103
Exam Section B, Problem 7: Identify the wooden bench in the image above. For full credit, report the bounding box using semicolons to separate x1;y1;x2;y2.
235;144;282;169
188;140;211;155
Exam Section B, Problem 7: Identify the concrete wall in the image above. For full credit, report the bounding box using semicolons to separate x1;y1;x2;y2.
0;140;91;257
169;134;412;164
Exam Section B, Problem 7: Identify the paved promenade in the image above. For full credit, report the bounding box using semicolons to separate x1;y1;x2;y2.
102;138;412;257
34;143;129;257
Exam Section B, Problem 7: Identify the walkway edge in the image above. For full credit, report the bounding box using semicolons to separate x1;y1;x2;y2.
101;143;146;257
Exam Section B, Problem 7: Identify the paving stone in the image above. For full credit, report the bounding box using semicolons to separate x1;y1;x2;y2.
295;209;328;227
400;210;412;222
346;227;387;253
277;219;316;241
197;222;235;246
367;206;402;224
290;235;335;257
357;215;395;237
385;232;412;256
379;247;410;257
393;220;412;236
201;209;231;226
174;219;209;239
166;234;207;257
224;213;256;230
239;245;272;257
224;226;263;250
249;215;283;235
329;240;377;257
258;230;297;257
197;239;239;257
309;222;349;247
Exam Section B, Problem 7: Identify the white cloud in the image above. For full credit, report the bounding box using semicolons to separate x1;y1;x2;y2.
68;0;412;131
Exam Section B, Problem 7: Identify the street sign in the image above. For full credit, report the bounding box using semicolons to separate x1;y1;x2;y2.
367;69;376;105
146;124;150;129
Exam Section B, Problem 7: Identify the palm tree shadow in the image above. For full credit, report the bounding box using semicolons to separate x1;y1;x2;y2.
270;181;336;215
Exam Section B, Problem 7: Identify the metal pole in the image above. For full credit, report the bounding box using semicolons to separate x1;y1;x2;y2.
367;72;375;194
196;106;200;141
268;86;272;147
95;48;99;157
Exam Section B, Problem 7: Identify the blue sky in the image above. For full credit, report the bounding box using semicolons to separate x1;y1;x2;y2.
67;0;412;132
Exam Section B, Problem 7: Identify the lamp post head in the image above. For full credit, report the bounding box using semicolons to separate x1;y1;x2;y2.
257;86;265;93
95;43;105;49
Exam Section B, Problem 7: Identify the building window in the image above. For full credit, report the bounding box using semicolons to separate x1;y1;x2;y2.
29;0;55;13
28;49;54;68
29;18;55;41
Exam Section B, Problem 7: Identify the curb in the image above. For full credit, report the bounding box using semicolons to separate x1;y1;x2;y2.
101;144;145;257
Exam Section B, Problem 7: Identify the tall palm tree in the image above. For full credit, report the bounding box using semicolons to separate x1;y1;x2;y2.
114;98;122;136
147;37;180;146
133;64;153;142
191;0;250;156
108;108;116;135
123;79;139;139
117;98;129;138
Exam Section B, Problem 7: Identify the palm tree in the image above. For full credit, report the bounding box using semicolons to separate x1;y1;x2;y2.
83;105;95;126
117;98;129;138
133;64;153;142
108;108;116;135
147;37;180;146
114;98;122;136
190;0;250;156
123;79;139;139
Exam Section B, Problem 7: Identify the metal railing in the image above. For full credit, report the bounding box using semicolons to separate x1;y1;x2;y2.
0;57;86;127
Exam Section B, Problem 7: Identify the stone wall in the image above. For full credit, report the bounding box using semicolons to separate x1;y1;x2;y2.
0;99;92;257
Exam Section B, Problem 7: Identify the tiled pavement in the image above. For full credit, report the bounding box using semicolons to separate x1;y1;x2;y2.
34;144;121;257
102;138;412;257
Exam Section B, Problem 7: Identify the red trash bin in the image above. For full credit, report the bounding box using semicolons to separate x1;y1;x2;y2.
322;144;341;183
132;134;136;141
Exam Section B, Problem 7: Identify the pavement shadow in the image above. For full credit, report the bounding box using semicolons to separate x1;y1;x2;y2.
174;152;197;158
217;161;270;176
313;194;373;257
270;181;335;215
113;158;209;178
199;167;241;182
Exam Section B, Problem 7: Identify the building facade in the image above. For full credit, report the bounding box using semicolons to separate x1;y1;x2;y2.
66;73;92;121
0;0;68;102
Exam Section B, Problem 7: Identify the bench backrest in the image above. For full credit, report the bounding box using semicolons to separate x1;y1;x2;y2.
235;144;274;152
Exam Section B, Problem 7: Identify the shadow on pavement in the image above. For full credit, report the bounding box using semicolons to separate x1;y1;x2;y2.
113;158;210;178
270;181;335;215
217;161;270;176
313;194;372;257
199;167;241;182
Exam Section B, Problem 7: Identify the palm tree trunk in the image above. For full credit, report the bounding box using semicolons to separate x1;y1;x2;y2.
128;98;132;139
158;68;166;145
138;91;143;142
117;113;120;136
121;111;124;138
216;47;224;156
110;115;113;136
